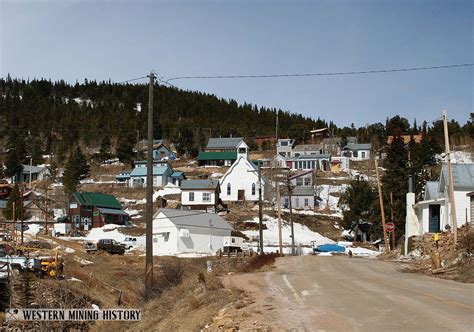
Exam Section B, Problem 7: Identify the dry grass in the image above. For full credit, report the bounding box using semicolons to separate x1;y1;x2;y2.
239;253;280;273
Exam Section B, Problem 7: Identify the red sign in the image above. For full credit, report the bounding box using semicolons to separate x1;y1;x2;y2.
386;222;395;232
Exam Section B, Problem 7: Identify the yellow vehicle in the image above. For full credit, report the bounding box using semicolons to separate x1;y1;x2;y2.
32;254;64;279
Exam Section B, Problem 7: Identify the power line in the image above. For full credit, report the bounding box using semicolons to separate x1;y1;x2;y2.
165;63;474;83
117;76;148;84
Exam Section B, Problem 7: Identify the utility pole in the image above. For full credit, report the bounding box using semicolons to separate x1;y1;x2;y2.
258;165;264;255
29;157;33;189
443;110;457;245
390;192;395;251
20;189;24;244
136;130;140;160
12;201;17;242
44;177;49;235
276;178;283;255
275;111;279;142
287;176;295;255
375;158;390;253
145;71;155;289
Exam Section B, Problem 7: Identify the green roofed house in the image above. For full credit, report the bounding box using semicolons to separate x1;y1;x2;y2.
67;191;129;230
198;137;248;166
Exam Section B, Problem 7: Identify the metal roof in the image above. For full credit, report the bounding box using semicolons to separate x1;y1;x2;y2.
206;137;243;149
289;154;331;160
343;143;372;151
97;207;129;216
293;144;323;151
129;165;170;177
171;171;184;178
282;186;316;196
73;192;122;209
157;208;233;230
21;164;47;174
198;151;237;161
180;179;220;190
441;163;474;192
424;181;442;200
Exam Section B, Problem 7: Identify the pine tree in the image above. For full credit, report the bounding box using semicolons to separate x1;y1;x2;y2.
342;177;377;230
26;135;45;165
4;131;27;180
63;146;90;194
3;184;23;220
116;132;136;166
98;135;112;162
382;135;409;238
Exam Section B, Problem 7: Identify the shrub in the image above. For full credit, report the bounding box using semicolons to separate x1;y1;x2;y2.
239;253;280;273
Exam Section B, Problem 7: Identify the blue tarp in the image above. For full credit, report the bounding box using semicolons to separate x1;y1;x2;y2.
314;244;346;253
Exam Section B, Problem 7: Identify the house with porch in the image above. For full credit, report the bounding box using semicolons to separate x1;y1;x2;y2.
180;179;221;213
276;138;295;158
15;164;50;183
198;137;248;166
123;160;185;188
413;163;474;234
67;191;129;230
286;154;331;171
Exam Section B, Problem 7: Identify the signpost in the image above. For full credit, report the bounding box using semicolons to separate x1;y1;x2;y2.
386;222;395;250
386;222;395;232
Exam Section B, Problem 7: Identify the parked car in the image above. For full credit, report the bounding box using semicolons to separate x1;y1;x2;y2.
120;237;137;250
97;239;125;255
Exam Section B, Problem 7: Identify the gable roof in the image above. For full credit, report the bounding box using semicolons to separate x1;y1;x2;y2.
343;143;372;151
73;192;122;209
206;137;244;149
293;144;323;152
219;156;268;185
129;165;170;177
157;208;233;231
440;163;474;192
22;165;48;175
180;179;220;190
424;181;443;200
198;151;237;161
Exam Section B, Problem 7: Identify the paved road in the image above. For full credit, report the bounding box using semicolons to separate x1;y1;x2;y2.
264;256;474;331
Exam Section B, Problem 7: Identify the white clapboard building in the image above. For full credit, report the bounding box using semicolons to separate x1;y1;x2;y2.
152;209;233;256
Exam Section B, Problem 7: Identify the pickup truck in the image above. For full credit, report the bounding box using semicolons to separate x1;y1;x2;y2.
84;239;125;255
120;237;138;250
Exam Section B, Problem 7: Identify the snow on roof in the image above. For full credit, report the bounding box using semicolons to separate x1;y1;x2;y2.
157;209;233;231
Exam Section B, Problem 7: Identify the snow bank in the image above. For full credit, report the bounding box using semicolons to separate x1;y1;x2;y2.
242;215;334;248
63;224;146;248
153;183;181;200
346;246;380;257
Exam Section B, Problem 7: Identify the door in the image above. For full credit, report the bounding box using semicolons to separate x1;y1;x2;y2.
428;204;440;233
238;190;245;201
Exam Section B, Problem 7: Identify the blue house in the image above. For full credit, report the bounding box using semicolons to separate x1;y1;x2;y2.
116;160;185;188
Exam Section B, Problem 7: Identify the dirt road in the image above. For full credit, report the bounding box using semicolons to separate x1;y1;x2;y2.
223;256;474;331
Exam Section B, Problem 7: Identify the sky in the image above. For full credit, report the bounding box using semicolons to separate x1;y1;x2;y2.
0;0;472;127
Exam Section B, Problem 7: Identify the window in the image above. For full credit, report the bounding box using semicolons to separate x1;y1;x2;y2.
73;215;80;227
153;237;158;243
296;178;303;186
189;192;194;202
284;198;289;208
361;151;366;159
304;198;309;207
252;183;256;195
238;147;247;154
281;141;288;146
295;198;299;208
203;192;211;202
227;183;231;196
304;178;311;186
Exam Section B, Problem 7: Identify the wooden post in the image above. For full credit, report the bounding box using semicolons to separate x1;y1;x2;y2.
390;192;395;250
375;159;390;253
44;177;49;235
29;157;32;189
443;110;457;245
276;180;283;255
12;201;16;242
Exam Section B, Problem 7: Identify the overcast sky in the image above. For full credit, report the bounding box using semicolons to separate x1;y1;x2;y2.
0;0;472;127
